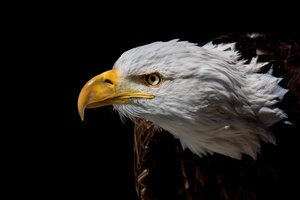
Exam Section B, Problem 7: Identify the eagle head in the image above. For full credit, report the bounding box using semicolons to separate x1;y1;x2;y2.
78;39;288;160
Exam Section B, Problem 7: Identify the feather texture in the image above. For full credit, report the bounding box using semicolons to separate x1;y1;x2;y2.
131;33;300;199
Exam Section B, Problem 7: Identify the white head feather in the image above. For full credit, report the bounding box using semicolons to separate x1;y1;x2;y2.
112;39;288;160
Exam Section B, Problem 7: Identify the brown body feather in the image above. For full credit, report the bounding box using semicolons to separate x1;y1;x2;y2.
133;33;300;200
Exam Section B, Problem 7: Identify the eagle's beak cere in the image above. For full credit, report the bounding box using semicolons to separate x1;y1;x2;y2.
78;69;154;121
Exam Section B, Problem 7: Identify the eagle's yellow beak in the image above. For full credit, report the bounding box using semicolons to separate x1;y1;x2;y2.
77;69;154;121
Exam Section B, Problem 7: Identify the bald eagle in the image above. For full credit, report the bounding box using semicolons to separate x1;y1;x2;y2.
78;33;300;200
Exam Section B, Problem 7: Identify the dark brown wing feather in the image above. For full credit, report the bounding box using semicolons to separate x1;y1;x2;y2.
133;33;300;200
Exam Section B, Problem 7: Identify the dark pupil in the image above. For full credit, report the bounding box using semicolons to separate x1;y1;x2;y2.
150;75;156;82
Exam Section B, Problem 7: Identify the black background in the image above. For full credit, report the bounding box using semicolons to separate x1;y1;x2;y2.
8;2;300;199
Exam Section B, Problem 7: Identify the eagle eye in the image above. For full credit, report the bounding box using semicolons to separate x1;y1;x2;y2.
144;73;162;87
